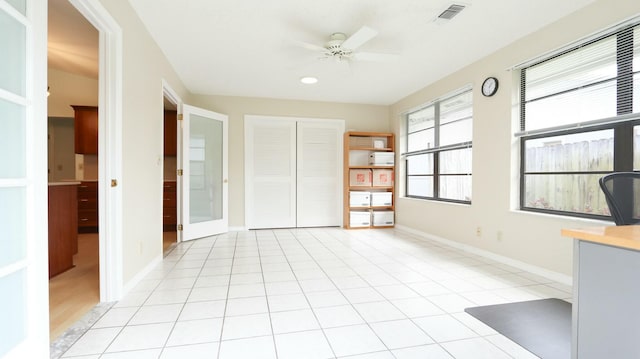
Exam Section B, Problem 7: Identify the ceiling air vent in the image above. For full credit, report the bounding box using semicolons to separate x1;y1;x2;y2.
436;4;466;21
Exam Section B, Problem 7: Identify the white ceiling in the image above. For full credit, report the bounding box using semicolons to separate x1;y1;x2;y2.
48;0;99;79
50;0;597;105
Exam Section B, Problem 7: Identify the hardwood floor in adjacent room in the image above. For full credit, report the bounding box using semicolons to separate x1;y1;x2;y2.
49;231;178;340
49;233;99;341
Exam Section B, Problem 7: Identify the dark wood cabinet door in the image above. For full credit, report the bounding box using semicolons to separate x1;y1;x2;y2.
72;105;98;154
164;110;177;156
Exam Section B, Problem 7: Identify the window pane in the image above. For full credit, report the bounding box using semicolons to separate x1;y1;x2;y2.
525;36;616;101
439;148;472;174
407;129;435;152
407;176;433;197
634;73;640;114
0;187;26;268
407;154;433;175
524;130;613;172
0;269;26;357
440;118;472;146
0;98;26;178
6;0;26;15
407;106;435;133
189;114;223;224
525;79;617;131
635;126;640;171
440;175;472;201
524;174;609;215
0;9;26;96
440;91;472;125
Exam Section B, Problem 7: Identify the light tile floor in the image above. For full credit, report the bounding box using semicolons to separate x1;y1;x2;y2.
54;228;572;359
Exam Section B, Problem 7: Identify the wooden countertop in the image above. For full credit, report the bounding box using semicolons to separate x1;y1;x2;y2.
561;226;640;251
49;181;81;186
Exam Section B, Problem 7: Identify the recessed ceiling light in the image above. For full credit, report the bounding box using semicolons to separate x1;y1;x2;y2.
300;76;318;84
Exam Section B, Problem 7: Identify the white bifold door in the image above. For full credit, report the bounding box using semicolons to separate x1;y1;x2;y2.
244;116;344;229
180;105;228;241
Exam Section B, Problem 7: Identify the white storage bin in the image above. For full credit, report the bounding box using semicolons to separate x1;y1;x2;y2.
369;152;395;166
350;191;371;207
371;192;392;207
350;211;371;227
373;211;394;226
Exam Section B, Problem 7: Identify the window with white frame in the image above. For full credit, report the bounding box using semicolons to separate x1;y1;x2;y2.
404;87;473;203
518;22;640;218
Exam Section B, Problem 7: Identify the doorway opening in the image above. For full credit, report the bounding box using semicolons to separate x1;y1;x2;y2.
47;0;100;340
163;94;178;254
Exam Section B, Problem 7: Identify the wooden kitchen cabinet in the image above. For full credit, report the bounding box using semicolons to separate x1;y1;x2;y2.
164;110;178;156
78;181;98;233
72;105;98;154
48;183;78;278
163;181;177;231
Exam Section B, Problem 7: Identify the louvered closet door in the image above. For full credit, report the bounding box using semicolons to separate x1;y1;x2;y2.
245;116;344;229
244;117;297;229
297;120;344;227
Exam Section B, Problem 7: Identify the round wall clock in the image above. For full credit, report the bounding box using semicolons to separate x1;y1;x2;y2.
481;77;499;97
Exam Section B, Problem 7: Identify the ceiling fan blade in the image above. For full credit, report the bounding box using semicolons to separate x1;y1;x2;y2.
294;40;327;53
341;25;378;51
353;52;399;62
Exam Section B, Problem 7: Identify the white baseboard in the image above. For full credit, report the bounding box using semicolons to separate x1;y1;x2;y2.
395;225;572;286
121;254;163;296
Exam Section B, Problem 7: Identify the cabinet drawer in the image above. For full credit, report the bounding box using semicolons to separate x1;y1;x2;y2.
163;194;176;208
163;181;176;192
78;209;98;227
163;208;177;225
78;196;98;210
78;181;98;193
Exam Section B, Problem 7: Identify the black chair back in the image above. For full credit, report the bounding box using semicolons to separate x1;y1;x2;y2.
599;172;640;226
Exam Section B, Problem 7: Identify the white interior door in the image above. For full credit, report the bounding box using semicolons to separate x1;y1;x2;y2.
0;0;49;357
297;120;344;227
181;104;228;240
244;117;297;229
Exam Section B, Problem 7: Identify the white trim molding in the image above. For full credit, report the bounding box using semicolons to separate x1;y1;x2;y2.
395;225;573;286
70;0;124;302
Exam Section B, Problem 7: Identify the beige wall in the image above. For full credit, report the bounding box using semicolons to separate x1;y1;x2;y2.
189;94;390;228
98;0;191;285
390;0;640;277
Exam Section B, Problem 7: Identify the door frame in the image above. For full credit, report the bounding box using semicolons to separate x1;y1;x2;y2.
70;0;123;302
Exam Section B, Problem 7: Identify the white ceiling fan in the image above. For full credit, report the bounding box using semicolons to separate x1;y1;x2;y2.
298;26;398;63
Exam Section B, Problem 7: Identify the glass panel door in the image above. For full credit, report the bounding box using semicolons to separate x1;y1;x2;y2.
0;0;49;357
181;105;228;240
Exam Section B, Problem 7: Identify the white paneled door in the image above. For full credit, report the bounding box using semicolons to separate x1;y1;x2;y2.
244;116;344;229
0;0;49;357
244;118;297;229
296;120;343;227
181;105;229;241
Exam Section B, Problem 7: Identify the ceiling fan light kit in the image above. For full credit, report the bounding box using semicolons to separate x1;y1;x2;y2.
298;25;398;64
